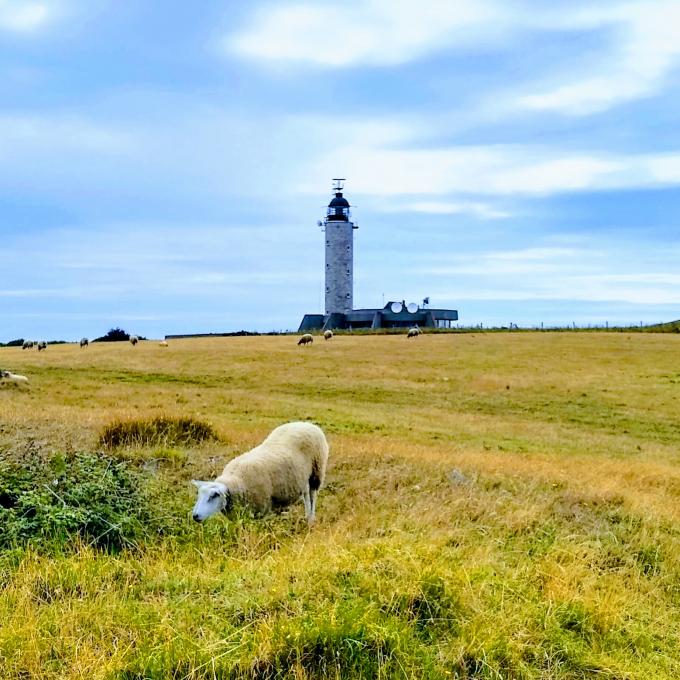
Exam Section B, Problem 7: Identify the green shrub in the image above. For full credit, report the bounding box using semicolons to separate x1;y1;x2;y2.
99;415;218;449
0;450;154;552
93;327;130;342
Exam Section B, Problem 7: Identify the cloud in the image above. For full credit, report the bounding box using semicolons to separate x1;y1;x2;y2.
305;133;680;196
0;113;135;160
0;285;130;299
231;0;680;115
0;222;322;303
0;1;51;32
413;241;680;306
229;0;510;67
2;102;680;214
515;1;680;115
482;247;584;261
418;246;590;276
436;287;680;305
396;201;510;219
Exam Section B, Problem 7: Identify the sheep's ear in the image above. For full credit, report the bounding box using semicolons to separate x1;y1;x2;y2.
191;480;207;489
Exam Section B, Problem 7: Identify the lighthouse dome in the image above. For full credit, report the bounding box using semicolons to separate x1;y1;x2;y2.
327;191;350;221
328;194;350;208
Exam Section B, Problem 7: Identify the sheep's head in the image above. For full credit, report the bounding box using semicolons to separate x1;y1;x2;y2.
191;480;229;522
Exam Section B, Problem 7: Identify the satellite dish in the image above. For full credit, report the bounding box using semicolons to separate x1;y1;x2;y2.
317;220;323;227
406;302;418;313
390;301;403;313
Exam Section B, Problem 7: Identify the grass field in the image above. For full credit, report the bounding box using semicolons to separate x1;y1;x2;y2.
1;332;679;679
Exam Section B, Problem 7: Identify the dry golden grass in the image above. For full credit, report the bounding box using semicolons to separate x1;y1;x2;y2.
1;332;679;678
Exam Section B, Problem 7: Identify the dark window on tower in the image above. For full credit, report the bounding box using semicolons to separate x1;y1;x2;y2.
346;268;350;275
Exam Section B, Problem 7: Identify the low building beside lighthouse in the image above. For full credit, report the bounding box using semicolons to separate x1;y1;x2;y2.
298;180;458;332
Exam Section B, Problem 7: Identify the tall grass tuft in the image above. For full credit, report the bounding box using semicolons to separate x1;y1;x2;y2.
99;415;218;449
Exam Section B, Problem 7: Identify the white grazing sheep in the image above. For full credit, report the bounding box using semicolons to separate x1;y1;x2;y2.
158;340;168;347
1;370;29;385
192;421;329;526
37;341;47;351
80;338;89;348
129;335;139;346
324;330;333;340
298;333;313;346
407;327;420;339
22;340;34;350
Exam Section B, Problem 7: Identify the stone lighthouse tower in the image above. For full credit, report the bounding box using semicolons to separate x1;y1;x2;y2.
324;179;358;315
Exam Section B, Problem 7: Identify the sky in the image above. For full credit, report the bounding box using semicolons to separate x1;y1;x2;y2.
1;0;679;340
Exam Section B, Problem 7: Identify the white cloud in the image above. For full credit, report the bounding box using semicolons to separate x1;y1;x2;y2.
645;154;680;183
606;273;680;285
0;1;51;32
516;1;680;115
0;285;133;299
0;222;322;304
229;0;510;67
435;287;680;305
398;201;510;219
0;113;134;156
418;246;589;276
231;0;680;115
305;136;680;196
2;102;680;210
413;241;680;306
483;247;583;261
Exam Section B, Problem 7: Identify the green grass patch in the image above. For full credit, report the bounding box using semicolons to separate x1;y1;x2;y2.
0;450;153;552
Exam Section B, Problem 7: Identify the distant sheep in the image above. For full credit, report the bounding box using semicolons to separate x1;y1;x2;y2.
159;340;168;347
192;421;329;526
323;330;333;340
1;370;29;385
129;335;139;346
298;333;313;346
22;340;34;350
37;341;47;351
407;327;420;339
80;338;89;348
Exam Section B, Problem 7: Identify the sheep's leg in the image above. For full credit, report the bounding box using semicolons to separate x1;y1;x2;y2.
301;488;312;524
302;487;316;526
309;488;318;523
307;467;321;526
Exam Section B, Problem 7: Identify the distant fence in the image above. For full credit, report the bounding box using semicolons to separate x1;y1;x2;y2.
163;321;680;340
428;320;680;333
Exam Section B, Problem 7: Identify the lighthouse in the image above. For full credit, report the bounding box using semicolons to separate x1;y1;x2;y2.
324;179;358;315
297;179;459;331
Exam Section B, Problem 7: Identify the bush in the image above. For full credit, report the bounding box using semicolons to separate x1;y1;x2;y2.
93;327;130;342
0;449;153;552
99;416;218;449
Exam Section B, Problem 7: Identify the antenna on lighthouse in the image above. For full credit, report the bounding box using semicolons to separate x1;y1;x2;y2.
332;178;345;192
